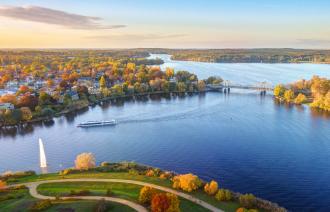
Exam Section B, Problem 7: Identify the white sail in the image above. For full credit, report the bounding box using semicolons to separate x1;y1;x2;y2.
39;138;47;168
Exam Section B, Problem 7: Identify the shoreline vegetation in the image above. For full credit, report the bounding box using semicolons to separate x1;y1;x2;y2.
0;153;287;212
147;48;330;64
0;49;226;127
273;76;330;111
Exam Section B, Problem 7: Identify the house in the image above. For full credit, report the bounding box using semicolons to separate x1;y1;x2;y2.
69;91;79;101
88;87;101;95
0;103;14;110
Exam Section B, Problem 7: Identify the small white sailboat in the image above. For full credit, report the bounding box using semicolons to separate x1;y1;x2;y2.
39;138;47;168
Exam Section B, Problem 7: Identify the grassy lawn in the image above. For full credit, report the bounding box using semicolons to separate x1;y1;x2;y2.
8;171;241;211
45;200;135;212
38;182;210;212
0;188;35;212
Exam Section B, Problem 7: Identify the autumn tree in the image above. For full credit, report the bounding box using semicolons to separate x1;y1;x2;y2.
0;180;6;189
139;186;157;204
273;84;286;97
99;76;106;88
176;82;186;93
197;81;206;92
294;93;307;104
166;193;180;212
239;194;256;209
17;94;38;110
215;189;232;201
284;89;295;102
172;173;202;192
0;94;17;105
20;107;33;121
151;193;170;212
74;152;96;170
204;180;218;195
165;68;174;79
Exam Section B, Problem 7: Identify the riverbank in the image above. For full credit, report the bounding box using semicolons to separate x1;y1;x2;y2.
1;162;286;212
0;90;207;128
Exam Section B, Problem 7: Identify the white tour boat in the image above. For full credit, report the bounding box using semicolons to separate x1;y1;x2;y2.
77;120;117;128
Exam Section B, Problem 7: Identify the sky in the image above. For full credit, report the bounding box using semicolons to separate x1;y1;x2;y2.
0;0;330;49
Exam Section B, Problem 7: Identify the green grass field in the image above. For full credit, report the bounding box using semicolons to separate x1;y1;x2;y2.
3;170;242;211
38;181;210;211
9;171;241;211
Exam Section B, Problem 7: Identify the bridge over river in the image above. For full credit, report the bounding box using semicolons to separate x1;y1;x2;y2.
206;81;274;94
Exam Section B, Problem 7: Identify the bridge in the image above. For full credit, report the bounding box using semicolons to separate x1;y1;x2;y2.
206;81;274;93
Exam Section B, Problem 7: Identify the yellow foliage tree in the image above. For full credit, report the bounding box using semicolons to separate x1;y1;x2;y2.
166;193;180;212
139;186;157;204
204;180;218;195
284;89;295;102
74;152;96;170
172;173;202;192
99;76;106;88
20;107;32;121
294;93;307;104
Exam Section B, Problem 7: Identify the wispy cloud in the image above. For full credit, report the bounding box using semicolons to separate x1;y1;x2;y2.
85;33;187;40
0;6;126;29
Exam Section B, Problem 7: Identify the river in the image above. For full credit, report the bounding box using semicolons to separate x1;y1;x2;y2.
1;55;330;211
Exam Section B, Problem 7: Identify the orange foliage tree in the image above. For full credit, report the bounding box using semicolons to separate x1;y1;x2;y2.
204;180;218;195
74;152;96;170
151;193;170;212
0;180;6;189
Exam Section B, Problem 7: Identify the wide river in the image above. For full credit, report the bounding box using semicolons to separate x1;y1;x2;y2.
1;55;330;211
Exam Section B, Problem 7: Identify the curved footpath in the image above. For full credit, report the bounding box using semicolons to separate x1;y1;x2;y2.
8;178;223;212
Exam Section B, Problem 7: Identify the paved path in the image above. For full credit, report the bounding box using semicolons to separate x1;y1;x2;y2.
8;178;223;212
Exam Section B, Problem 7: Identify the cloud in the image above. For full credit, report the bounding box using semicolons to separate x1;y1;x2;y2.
85;33;187;40
0;5;126;29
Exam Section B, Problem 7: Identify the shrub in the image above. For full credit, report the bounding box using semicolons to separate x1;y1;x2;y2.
29;199;52;211
74;152;96;170
215;189;232;201
59;168;76;175
146;169;156;177
101;161;111;167
204;180;218;195
239;194;257;209
159;172;173;180
139;186;157;204
129;169;139;176
236;208;259;212
1;170;36;180
172;173;202;192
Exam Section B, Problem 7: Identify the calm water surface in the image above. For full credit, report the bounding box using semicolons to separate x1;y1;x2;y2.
1;56;330;211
